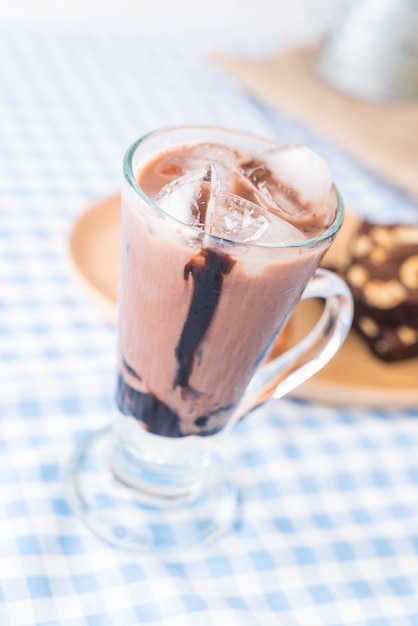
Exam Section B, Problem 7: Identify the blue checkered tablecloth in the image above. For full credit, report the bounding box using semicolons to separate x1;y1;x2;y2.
1;22;418;626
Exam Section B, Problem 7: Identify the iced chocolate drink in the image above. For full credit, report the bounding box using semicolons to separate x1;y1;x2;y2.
68;126;351;554
117;130;337;438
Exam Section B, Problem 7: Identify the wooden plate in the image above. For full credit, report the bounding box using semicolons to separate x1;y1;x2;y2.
69;195;418;408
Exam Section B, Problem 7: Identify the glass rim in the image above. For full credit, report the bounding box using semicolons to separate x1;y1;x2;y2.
123;125;345;250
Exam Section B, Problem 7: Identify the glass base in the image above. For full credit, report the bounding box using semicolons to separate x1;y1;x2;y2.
66;428;238;554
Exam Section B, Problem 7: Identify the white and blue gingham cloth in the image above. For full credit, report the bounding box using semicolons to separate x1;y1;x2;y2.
1;23;418;626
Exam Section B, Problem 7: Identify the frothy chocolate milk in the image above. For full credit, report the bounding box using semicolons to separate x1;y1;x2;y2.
117;141;336;437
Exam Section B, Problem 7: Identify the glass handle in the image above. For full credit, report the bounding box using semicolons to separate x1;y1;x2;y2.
229;269;354;424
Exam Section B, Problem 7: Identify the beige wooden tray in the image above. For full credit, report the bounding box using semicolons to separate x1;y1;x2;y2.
69;195;418;408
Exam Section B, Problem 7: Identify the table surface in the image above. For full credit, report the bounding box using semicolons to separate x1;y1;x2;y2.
1;22;418;626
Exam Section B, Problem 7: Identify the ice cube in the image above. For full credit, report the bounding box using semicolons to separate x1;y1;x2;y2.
237;145;333;231
210;192;304;245
154;165;216;229
263;145;333;206
157;143;237;192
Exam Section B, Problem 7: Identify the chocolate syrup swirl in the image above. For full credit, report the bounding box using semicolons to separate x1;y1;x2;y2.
117;375;182;437
174;248;235;389
117;375;235;437
122;357;142;381
117;247;236;437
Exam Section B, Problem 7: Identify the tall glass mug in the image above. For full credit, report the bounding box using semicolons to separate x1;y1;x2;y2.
67;126;353;553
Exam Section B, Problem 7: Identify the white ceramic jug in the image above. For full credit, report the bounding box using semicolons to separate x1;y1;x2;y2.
316;0;418;101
